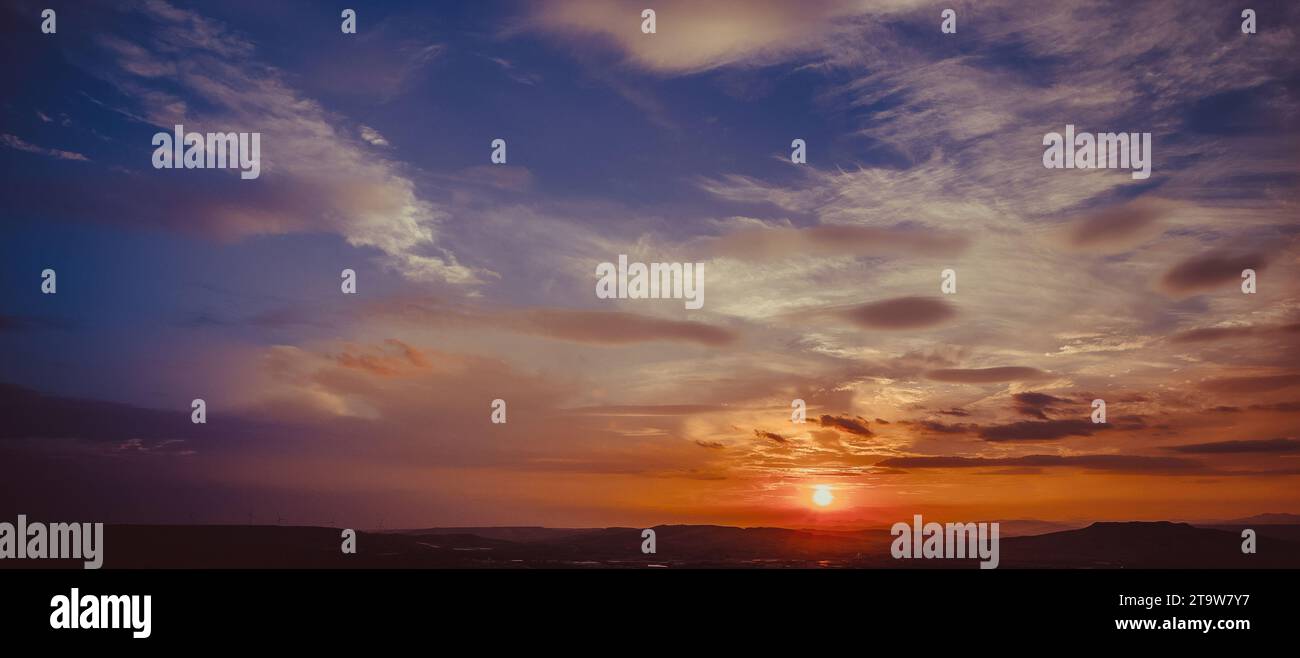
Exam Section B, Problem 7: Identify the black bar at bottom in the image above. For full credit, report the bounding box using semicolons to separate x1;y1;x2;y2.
0;568;1291;644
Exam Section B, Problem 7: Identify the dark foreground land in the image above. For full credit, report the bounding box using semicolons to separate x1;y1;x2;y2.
4;519;1299;568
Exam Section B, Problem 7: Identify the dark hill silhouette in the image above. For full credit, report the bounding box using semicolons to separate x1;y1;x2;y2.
999;521;1300;568
544;525;893;561
391;527;600;543
3;520;1296;569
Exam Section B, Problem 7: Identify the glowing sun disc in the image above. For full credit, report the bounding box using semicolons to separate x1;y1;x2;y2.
812;486;834;507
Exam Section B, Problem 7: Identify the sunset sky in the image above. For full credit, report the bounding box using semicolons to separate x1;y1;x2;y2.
2;0;1298;529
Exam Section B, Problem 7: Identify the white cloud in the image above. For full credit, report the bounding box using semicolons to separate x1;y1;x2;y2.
94;1;479;284
359;125;390;147
0;133;90;161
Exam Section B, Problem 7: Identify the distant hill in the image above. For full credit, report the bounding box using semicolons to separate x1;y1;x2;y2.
4;520;1296;569
389;527;601;543
1213;513;1300;525
1000;521;1300;568
990;519;1087;537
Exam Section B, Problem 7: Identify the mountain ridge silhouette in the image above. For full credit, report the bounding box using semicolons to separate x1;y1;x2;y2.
4;518;1295;568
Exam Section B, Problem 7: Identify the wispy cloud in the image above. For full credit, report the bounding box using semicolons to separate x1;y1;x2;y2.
84;1;478;284
0;133;90;161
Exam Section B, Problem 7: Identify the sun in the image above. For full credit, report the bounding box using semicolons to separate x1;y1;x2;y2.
811;485;834;507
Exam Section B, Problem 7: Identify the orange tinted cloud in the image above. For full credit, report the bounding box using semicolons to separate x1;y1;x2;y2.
840;297;956;330
1161;249;1269;294
924;367;1050;383
515;309;738;346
